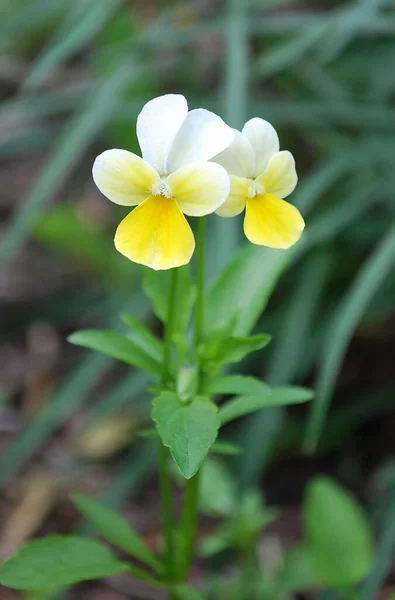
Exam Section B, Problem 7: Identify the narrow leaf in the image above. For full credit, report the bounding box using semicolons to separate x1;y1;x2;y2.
72;494;162;573
173;585;206;600
220;386;314;425
0;536;128;590
304;477;374;588
305;221;395;451
204;374;270;397
121;314;163;363
210;441;242;456
68;329;162;375
205;245;293;337
152;392;219;479
201;334;271;368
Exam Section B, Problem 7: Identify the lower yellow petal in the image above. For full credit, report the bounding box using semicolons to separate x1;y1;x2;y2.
216;175;249;218
244;193;305;249
114;195;195;270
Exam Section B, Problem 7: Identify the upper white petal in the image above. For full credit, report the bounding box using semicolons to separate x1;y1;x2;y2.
166;162;230;217
212;129;255;178
166;109;234;172
92;149;158;206
136;94;188;175
242;117;280;177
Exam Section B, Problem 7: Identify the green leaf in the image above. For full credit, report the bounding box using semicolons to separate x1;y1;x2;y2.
33;204;130;286
121;314;163;363
210;441;242;456
201;334;271;369
72;494;162;573
279;546;319;593
205;245;293;337
0;535;128;590
172;584;206;600
199;458;236;517
143;266;195;338
204;374;270;397
152;392;220;479
219;386;314;425
305;221;395;452
68;329;162;375
303;477;374;588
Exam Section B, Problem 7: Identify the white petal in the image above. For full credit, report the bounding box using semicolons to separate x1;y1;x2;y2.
166;109;234;172
92;149;158;206
136;94;188;175
242;117;279;176
212;130;255;178
256;151;298;198
166;162;230;217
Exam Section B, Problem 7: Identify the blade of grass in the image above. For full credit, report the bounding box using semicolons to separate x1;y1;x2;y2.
0;61;139;270
304;220;395;452
23;0;124;90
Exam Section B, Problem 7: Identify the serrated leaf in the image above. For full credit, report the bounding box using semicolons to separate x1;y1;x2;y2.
201;334;271;369
204;375;270;397
68;329;162;375
152;392;219;479
143;266;195;338
0;535;128;590
303;477;374;588
219;386;314;425
72;494;162;573
121;314;163;363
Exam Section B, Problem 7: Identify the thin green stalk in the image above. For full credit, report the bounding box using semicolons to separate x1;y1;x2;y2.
178;471;200;580
163;268;179;386
159;442;175;584
160;268;179;589
195;217;206;349
176;219;206;582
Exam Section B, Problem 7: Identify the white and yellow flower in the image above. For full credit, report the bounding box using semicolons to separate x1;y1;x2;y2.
213;118;305;249
93;94;233;270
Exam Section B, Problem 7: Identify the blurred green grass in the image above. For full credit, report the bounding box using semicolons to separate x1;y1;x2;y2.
1;0;395;596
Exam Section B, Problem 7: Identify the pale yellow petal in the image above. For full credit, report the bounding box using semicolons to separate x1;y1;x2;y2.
114;195;195;270
166;162;230;217
256;151;297;199
93;149;158;206
244;193;305;249
216;175;249;217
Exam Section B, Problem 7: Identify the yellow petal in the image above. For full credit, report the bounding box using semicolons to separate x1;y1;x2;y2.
114;195;195;270
244;193;305;249
166;162;230;217
256;151;297;199
216;175;249;217
93;149;158;206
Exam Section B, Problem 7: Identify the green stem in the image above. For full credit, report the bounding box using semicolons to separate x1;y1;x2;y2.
194;217;206;350
176;219;206;582
163;268;179;386
159;441;175;583
160;268;179;591
178;471;200;580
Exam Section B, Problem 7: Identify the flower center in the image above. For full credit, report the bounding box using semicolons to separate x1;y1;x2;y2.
152;179;172;198
248;180;264;199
